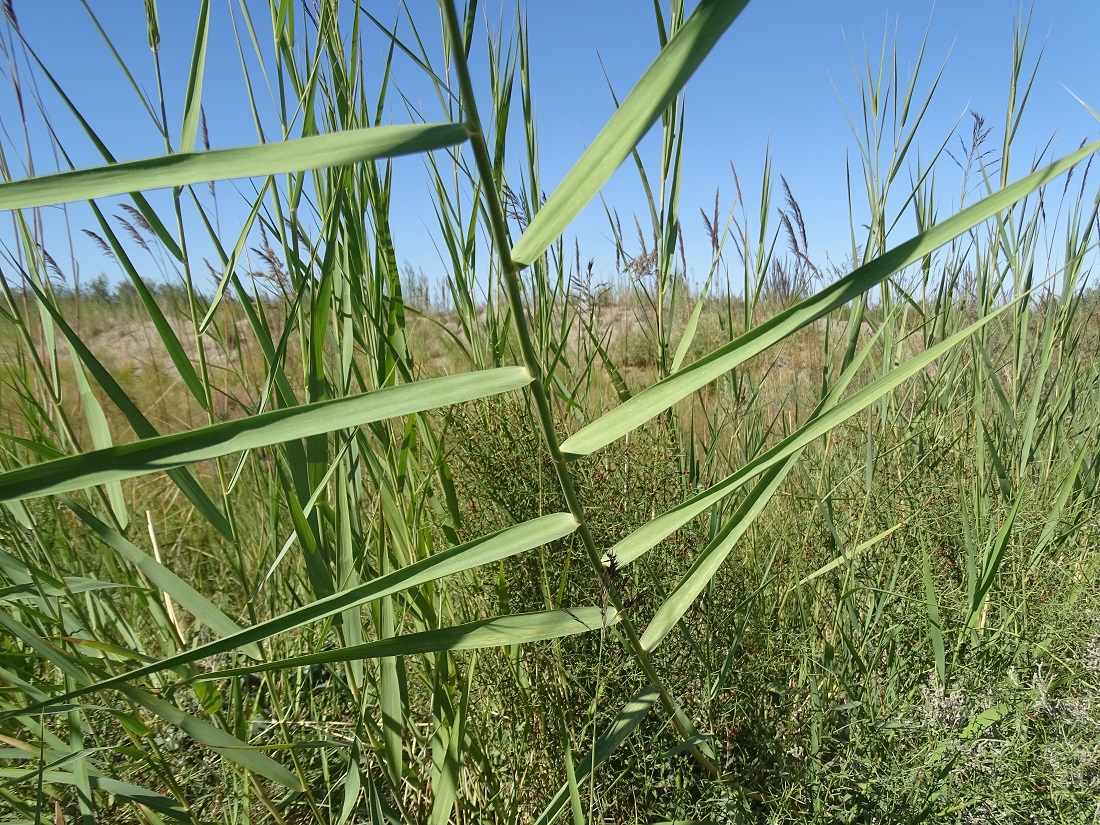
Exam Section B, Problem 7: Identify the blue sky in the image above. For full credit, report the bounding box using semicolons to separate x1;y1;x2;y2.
2;1;1098;293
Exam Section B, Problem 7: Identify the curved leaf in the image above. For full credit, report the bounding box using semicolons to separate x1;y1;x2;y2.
533;685;659;825
636;300;1018;652
612;299;1016;571
119;684;303;791
0;769;187;818
62;497;259;658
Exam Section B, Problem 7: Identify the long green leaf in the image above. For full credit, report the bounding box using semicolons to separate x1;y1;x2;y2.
61;497;259;658
641;460;792;652
117;684;303;791
510;0;750;265
179;0;211;153
67;342;128;528
88;200;207;405
194;607;618;679
0;123;468;210
0;367;531;503
533;686;659;825
0;769;187;818
0;513;578;719
965;489;1024;633
559;138;1100;457
0;610;297;790
16;23;185;259
17;259;233;537
796;523;905;588
609;299;1017;567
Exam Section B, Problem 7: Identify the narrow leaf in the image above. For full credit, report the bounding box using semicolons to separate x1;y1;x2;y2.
1;513;578;718
609;300;1016;566
118;684;303;791
560;139;1100;457
179;0;211;153
641;461;792;652
0;770;187;818
195;607;618;679
0;367;531;503
511;0;750;265
61;497;259;658
0;124;469;210
533;686;659;825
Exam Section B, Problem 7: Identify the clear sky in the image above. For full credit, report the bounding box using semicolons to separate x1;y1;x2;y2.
2;1;1098;293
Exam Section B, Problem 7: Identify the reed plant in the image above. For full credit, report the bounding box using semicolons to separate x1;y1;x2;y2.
1;1;1098;822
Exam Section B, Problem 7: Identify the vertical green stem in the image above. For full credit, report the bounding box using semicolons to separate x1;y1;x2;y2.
438;0;718;775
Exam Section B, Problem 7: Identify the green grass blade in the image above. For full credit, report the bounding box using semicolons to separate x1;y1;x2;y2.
0;612;297;795
179;0;210;153
428;655;470;825
87;200;207;404
641;460;793;652
921;533;947;685
16;27;185;259
670;264;716;373
0;770;187;819
118;684;303;791
0;123;468;209
510;0;750;266
60;497;259;658
0;367;531;503
560;138;1100;457
965;490;1024;633
378;550;404;789
533;685;659;825
66;345;128;529
1029;448;1086;570
198;178;270;333
609;300;1015;566
13;269;233;538
0;609;90;687
796;523;905;588
563;736;585;825
0;513;578;718
194;607;618;678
